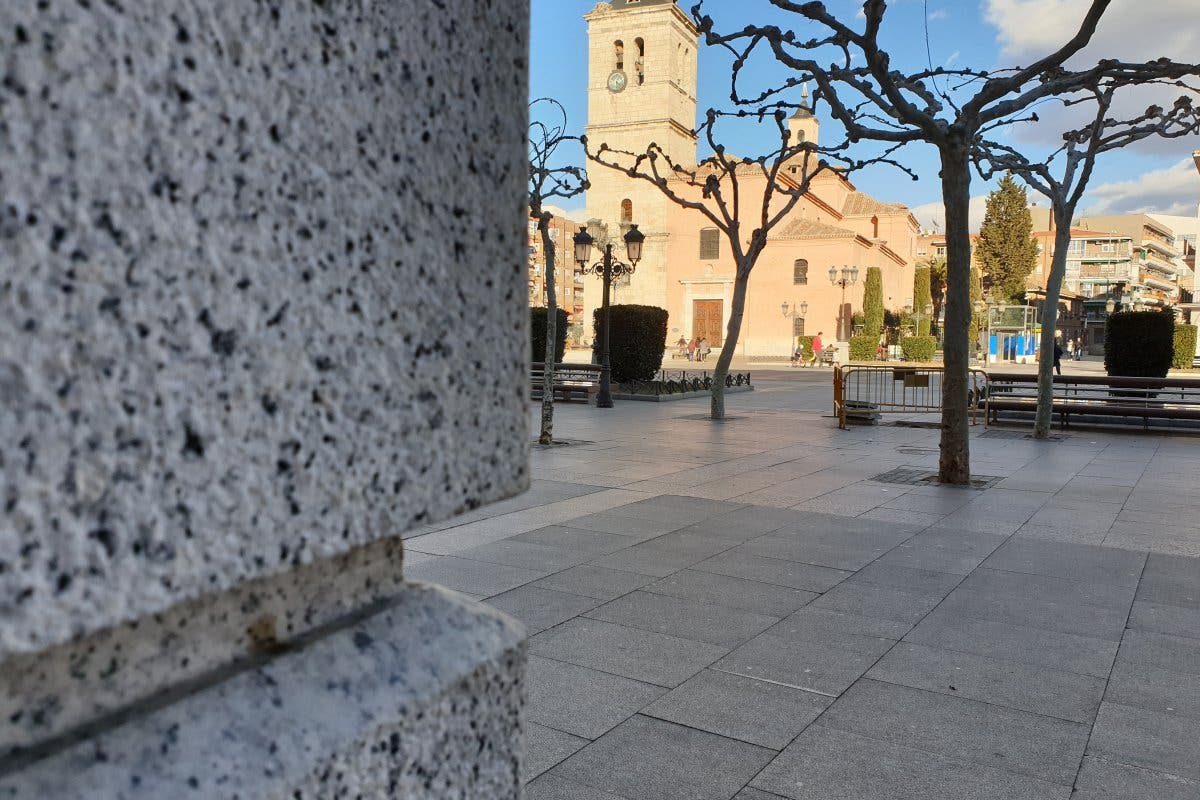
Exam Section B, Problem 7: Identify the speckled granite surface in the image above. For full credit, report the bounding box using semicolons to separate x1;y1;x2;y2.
0;0;530;657
0;536;405;757
0;584;527;799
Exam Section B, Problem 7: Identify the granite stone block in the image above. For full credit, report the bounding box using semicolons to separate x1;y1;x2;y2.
0;0;530;658
0;586;526;799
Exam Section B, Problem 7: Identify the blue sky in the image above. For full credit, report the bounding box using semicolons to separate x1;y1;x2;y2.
530;0;1200;231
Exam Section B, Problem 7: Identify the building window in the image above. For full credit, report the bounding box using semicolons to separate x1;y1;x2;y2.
614;40;624;71
793;316;806;337
621;198;633;222
1101;243;1115;253
699;228;720;260
793;259;808;285
634;37;645;84
871;215;879;238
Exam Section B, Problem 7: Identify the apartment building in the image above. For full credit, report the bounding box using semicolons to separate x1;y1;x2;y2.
1078;213;1183;308
528;211;587;341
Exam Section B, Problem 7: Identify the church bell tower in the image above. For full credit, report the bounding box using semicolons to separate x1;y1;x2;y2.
582;0;699;326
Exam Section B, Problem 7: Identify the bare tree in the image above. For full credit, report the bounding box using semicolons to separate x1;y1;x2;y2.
585;105;911;419
529;98;588;444
976;86;1200;439
695;0;1200;482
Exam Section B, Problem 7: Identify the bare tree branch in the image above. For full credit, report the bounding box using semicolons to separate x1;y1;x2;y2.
529;98;589;444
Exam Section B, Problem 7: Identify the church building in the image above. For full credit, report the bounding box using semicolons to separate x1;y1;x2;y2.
581;0;922;356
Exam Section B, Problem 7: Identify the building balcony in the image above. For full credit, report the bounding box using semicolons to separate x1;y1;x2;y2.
1142;237;1180;259
1140;256;1177;277
1142;276;1177;293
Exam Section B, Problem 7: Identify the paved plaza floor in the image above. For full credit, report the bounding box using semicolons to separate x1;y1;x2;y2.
404;370;1200;800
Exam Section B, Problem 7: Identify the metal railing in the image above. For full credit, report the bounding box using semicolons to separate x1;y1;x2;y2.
834;365;987;429
620;369;752;397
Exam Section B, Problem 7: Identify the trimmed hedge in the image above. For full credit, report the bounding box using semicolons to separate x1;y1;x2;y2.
1173;324;1198;369
795;335;815;359
900;335;937;362
531;307;569;363
849;334;876;361
1104;310;1175;377
592;304;669;383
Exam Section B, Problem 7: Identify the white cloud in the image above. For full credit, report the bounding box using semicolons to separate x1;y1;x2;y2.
855;7;866;19
1081;158;1200;217
912;194;990;234
983;0;1200;155
927;9;949;21
944;50;960;68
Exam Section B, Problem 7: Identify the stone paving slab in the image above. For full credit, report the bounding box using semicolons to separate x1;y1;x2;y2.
641;668;832;749
584;591;781;647
866;642;1106;724
1088;701;1200;780
528;618;728;688
751;725;1073;800
446;376;1200;798
1072;756;1200;800
819;679;1089;785
549;715;775;800
526;656;667;740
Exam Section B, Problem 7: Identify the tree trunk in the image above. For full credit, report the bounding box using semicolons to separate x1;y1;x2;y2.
1034;210;1074;439
710;269;750;420
938;146;973;485
538;215;557;445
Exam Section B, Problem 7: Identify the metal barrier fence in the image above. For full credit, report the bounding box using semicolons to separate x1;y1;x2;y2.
834;365;988;429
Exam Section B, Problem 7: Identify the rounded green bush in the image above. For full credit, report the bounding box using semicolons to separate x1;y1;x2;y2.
849;334;877;361
592;304;669;383
1104;310;1174;377
900;335;937;362
1173;324;1197;370
531;307;569;363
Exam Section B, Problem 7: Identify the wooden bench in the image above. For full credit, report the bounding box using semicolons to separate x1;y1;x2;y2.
530;362;602;403
986;372;1200;429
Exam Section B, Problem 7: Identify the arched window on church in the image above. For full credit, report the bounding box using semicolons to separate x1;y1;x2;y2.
621;199;633;222
635;37;645;84
793;259;808;285
614;40;624;71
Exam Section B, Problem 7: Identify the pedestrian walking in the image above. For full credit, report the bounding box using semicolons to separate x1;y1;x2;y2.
1053;340;1063;376
697;337;710;362
1065;337;1074;361
811;332;823;363
687;337;697;362
1075;336;1084;360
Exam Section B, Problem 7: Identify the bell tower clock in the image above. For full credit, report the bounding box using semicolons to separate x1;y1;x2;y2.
582;0;699;313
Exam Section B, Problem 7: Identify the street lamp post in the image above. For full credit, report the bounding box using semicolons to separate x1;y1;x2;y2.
574;224;644;408
828;265;859;341
906;301;934;334
780;300;809;322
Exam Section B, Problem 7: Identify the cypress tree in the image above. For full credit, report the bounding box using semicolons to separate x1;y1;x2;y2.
863;266;884;339
913;266;932;337
976;174;1040;303
969;264;983;349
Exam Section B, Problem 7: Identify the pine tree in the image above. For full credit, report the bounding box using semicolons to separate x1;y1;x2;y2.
863;267;884;338
976;174;1040;303
913;266;932;337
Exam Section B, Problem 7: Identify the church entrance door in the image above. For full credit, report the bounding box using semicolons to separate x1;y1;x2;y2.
692;299;724;346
